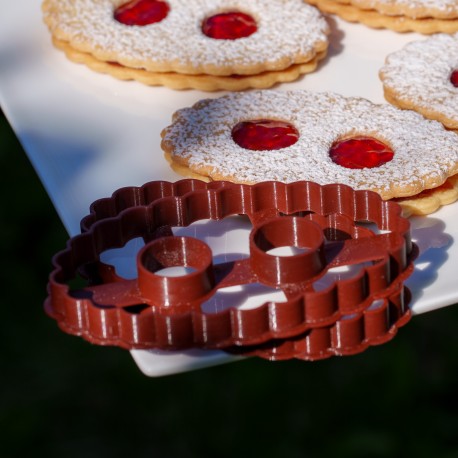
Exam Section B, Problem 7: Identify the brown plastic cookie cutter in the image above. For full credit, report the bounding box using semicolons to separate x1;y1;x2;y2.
227;282;411;361
45;180;417;351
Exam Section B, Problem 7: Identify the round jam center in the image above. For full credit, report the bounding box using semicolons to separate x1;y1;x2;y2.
202;12;257;40
114;0;169;26
232;119;299;151
329;137;394;169
450;69;458;87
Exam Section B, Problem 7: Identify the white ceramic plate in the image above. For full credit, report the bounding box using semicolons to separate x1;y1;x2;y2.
1;0;457;377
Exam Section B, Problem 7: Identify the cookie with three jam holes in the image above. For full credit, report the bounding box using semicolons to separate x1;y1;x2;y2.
161;90;458;215
42;0;329;90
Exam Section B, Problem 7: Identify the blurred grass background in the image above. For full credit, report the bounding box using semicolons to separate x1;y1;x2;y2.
1;107;458;458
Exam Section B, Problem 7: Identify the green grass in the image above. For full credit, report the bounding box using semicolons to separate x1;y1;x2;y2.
1;109;458;458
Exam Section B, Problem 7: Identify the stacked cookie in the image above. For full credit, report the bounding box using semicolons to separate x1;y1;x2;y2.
161;90;458;216
42;0;329;91
305;0;458;34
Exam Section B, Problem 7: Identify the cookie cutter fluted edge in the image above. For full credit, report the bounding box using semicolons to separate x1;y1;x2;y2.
45;180;417;350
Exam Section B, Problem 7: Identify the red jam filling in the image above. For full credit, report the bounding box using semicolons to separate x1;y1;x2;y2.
202;12;257;40
114;0;169;26
329;137;394;169
232;119;299;151
450;69;458;87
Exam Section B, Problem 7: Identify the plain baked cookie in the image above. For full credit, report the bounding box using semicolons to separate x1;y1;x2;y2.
380;33;458;130
305;0;458;33
161;90;458;202
42;0;329;89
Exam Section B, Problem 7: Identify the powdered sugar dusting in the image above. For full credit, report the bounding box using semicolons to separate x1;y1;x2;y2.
380;33;458;127
43;0;329;75
163;90;458;199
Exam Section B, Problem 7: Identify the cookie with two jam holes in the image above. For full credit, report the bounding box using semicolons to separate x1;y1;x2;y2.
42;0;330;90
161;90;458;215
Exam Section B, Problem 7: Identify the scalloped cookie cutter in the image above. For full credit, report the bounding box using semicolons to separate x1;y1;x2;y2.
45;180;417;357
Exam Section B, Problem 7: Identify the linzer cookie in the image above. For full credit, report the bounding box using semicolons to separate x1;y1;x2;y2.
305;0;458;33
161;90;458;207
380;34;458;130
42;0;329;90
